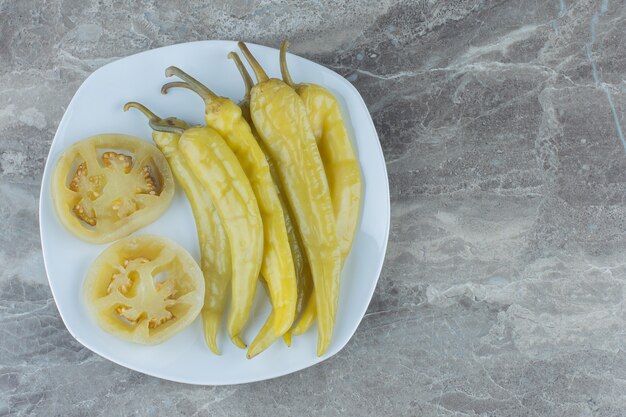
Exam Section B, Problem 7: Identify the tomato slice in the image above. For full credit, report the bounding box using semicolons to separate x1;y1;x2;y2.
83;235;205;344
51;134;175;243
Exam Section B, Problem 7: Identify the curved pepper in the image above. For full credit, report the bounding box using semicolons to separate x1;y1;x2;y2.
238;41;341;356
280;40;362;259
228;52;314;354
124;102;232;354
162;67;297;357
179;126;263;348
280;41;363;336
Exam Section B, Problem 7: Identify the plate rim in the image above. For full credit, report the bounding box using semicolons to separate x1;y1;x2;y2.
39;39;390;385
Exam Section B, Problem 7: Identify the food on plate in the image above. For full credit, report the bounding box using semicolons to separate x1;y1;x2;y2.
238;41;342;356
162;66;298;358
228;51;314;352
83;235;204;344
123;102;232;355
51;134;175;243
280;41;363;337
52;39;363;359
178;126;263;348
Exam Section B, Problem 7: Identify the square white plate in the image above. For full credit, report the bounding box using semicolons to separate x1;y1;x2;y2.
39;40;390;385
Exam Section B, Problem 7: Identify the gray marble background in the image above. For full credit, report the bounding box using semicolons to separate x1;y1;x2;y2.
2;0;626;415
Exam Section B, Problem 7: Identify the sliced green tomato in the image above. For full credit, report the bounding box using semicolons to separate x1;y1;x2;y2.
51;134;175;243
83;235;205;345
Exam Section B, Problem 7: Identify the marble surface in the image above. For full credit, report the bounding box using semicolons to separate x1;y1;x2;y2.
2;0;626;415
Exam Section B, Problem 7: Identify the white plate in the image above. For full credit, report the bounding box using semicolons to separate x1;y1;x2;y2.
39;40;390;385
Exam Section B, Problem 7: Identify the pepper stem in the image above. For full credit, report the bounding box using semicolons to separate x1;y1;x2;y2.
164;66;218;101
227;52;253;100
148;120;186;135
161;81;195;96
237;42;269;83
279;40;295;87
123;101;187;134
123;102;160;121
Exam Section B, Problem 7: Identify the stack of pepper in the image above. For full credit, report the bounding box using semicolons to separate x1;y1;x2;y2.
125;40;362;358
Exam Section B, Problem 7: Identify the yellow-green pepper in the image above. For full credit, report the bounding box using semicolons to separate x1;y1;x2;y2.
162;66;298;356
280;40;362;259
228;52;314;355
238;41;342;356
123;102;232;354
280;41;363;336
179;126;263;348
